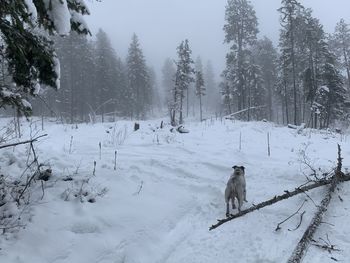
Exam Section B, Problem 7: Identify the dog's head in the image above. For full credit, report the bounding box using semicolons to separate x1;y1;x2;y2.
232;165;245;176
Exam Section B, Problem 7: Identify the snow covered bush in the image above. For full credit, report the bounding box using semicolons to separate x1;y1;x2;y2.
0;175;29;234
61;177;108;203
105;124;129;147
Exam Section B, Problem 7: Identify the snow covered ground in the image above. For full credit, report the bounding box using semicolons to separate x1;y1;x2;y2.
0;117;349;263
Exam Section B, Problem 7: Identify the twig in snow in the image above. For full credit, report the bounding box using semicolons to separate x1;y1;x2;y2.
338;195;343;202
275;200;307;231
288;211;305;231
311;234;341;253
133;181;144;195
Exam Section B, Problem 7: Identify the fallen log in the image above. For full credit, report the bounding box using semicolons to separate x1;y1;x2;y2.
209;172;350;231
287;145;344;263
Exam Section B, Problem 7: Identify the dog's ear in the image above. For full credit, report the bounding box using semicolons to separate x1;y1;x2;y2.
240;166;245;171
232;165;237;169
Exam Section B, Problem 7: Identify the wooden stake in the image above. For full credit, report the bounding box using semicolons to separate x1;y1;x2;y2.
114;150;117;171
267;132;271;157
99;142;101;160
239;132;242;151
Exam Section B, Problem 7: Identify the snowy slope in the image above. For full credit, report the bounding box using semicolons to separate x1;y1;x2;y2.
0;118;349;263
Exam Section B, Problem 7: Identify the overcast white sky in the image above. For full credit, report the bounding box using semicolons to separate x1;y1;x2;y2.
85;0;350;79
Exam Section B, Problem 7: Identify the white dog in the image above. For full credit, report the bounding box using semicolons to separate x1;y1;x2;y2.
225;165;247;217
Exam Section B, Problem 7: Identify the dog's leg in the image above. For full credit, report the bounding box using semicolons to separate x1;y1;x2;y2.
231;197;236;209
244;188;248;202
236;190;244;213
225;186;232;217
237;197;243;212
226;202;230;217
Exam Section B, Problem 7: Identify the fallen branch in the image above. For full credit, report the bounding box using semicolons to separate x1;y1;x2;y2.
287;145;344;263
225;105;266;120
0;134;47;150
311;234;341;253
289;211;306;232
209;173;350;231
275;200;307;231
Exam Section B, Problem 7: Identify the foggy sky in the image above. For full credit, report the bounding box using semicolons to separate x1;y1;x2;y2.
85;0;350;80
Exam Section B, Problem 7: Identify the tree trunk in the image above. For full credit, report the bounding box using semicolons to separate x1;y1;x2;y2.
186;88;189;117
267;80;273;121
290;18;298;125
199;94;203;122
179;95;184;124
287;145;344;263
342;46;350;92
284;82;289;125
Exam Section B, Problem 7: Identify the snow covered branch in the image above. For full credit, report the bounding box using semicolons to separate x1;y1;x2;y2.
0;134;47;150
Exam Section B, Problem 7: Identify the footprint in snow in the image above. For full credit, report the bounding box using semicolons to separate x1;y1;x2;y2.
70;221;100;234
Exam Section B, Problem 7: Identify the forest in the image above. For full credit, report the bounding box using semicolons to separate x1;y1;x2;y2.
1;0;350;130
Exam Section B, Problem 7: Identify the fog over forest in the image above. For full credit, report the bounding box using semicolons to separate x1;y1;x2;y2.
86;0;350;76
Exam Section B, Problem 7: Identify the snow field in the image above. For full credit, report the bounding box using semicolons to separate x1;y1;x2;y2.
0;118;349;263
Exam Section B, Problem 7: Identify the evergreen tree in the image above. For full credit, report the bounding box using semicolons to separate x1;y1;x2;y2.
219;78;233;115
245;51;263;120
252;37;278;121
195;70;205;122
53;32;93;123
221;52;237;115
301;12;329;127
319;54;347;128
330;19;350;92
95;29;123;122
171;39;195;125
0;0;90;116
148;67;161;113
204;60;218;113
223;0;259;112
126;34;150;119
278;0;305;125
161;58;176;109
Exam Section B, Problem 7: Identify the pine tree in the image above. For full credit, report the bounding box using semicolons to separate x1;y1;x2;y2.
319;54;347;128
0;0;90;116
245;51;263;121
223;0;259;113
278;0;305;125
51;32;92;123
300;12;329;127
171;39;195;125
219;78;233;115
148;67;160;113
330;19;350;92
204;61;218;113
95;29;122;122
221;52;238;115
126;34;150;119
161;58;176;110
195;70;205;122
252;37;278;121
